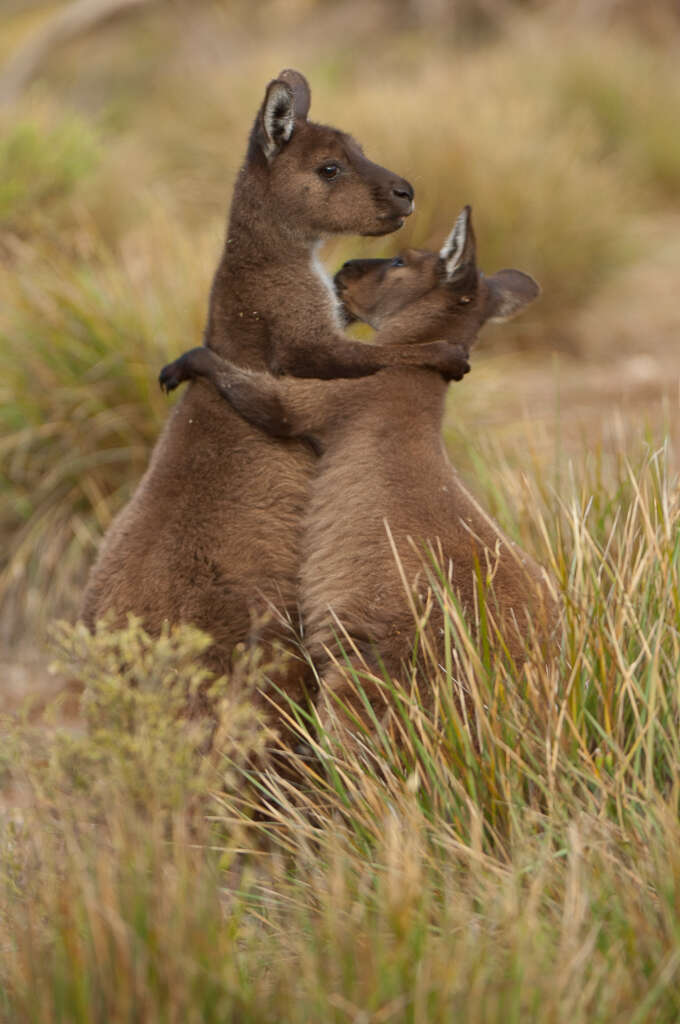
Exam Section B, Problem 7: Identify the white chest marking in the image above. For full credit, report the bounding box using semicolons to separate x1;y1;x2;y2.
311;246;341;324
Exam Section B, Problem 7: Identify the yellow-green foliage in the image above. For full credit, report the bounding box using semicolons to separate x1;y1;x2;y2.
0;109;98;235
5;617;271;816
2;443;680;1020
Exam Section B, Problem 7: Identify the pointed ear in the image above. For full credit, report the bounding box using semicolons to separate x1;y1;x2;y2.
484;269;540;321
278;69;311;120
439;205;476;280
259;80;296;161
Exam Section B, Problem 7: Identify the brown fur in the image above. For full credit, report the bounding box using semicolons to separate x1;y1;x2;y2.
159;207;559;742
80;70;469;716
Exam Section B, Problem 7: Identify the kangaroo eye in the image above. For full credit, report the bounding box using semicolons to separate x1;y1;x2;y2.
317;163;341;181
390;256;405;268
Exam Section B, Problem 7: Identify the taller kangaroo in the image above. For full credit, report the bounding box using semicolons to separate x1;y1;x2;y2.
81;70;467;686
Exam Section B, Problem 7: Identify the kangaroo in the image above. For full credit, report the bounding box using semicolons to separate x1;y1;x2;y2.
80;70;469;714
158;206;559;744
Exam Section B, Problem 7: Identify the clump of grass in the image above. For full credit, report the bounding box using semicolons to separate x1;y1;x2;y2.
2;439;680;1020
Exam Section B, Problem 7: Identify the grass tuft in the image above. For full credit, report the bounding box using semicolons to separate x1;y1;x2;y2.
3;442;680;1019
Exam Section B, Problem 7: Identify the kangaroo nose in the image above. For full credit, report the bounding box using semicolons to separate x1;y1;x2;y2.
336;260;363;281
334;261;362;291
391;178;415;212
334;258;385;290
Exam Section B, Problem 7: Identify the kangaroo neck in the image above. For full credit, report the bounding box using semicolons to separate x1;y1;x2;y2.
225;163;315;265
204;162;323;361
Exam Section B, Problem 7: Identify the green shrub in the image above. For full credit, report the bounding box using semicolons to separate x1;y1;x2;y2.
4;618;271;818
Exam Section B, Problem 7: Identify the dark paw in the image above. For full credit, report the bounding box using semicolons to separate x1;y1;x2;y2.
451;358;471;382
159;358;186;393
442;344;471;383
441;358;470;383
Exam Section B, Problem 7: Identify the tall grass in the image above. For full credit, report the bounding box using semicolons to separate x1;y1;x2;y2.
2;440;680;1020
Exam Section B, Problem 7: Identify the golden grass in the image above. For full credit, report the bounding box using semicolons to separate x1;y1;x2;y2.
3;439;680;1020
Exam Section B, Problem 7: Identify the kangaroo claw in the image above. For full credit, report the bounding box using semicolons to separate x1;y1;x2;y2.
159;363;181;393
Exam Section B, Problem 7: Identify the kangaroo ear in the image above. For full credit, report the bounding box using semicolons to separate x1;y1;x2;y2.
278;69;311;120
439;205;476;280
259;80;296;161
484;269;540;321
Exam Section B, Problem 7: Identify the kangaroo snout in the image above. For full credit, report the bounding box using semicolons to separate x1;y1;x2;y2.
334;259;389;324
334;258;385;290
390;177;415;216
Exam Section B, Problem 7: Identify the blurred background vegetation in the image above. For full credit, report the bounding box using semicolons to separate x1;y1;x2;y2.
1;0;680;658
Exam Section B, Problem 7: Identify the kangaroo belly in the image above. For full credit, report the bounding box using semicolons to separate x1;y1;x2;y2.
298;436;557;673
299;447;419;661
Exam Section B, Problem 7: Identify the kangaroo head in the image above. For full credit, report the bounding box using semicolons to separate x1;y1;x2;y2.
334;206;540;350
247;69;415;239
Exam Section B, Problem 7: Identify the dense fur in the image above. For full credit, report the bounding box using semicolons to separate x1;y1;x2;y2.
159;208;558;742
81;70;469;714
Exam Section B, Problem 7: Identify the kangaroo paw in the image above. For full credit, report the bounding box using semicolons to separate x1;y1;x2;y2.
159;357;188;393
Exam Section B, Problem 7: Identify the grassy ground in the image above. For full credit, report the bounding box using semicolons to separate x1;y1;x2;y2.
2;1;680;1018
3;436;680;1020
